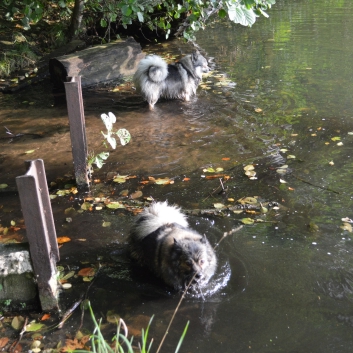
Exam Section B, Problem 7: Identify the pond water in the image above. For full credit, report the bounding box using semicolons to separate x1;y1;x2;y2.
2;0;353;351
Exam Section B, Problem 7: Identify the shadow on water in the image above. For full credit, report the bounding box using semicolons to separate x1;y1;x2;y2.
2;0;353;351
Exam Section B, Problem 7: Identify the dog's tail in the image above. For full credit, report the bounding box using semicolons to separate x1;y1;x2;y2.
131;202;188;240
133;55;168;86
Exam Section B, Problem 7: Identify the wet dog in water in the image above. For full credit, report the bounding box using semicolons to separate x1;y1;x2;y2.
133;50;209;110
129;202;217;291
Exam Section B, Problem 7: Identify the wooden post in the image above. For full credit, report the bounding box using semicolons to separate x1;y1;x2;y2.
16;159;60;312
64;76;89;189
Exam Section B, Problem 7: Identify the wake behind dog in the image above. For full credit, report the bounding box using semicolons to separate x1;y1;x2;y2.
133;50;209;110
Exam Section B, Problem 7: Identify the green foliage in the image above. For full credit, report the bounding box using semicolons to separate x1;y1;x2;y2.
75;302;189;353
0;41;37;77
87;112;131;176
3;0;275;40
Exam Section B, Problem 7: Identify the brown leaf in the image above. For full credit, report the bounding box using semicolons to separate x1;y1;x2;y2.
78;267;96;277
130;190;143;199
61;338;86;352
0;337;9;349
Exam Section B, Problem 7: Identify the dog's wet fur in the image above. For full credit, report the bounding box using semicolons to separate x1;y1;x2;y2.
133;50;209;109
129;202;217;291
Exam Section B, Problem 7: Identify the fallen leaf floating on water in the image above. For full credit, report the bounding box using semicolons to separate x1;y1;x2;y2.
243;165;255;171
113;175;129;183
120;189;129;197
238;197;258;205
348;132;353;135
81;202;92;211
57;236;71;244
240;218;255;225
106;201;125;209
25;321;46;332
61;338;88;352
62;283;72;289
280;149;288;153
287;155;296;159
11;316;25;330
331;136;341;141
244;164;257;179
255;108;263;113
102;221;111;227
222;157;230;161
337;142;343;146
40;313;51;321
60;271;75;281
245;170;256;177
203;167;216;173
0;338;9;350
214;203;225;209
0;184;8;189
78;267;96;277
25;149;35;154
130;190;143;199
276;165;289;174
329;161;334;166
280;179;287;183
183;177;190;181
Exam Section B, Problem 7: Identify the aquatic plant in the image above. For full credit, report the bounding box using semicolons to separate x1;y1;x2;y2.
87;112;131;177
74;302;189;353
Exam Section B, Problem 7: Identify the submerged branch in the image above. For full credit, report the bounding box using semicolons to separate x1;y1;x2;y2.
292;174;340;194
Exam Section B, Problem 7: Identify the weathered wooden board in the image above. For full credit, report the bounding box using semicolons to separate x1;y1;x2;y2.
49;37;144;87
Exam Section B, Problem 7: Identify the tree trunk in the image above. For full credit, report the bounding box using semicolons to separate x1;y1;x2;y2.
68;0;85;39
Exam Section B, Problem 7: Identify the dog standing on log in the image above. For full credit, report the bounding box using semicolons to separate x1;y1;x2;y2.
133;50;209;110
129;202;217;291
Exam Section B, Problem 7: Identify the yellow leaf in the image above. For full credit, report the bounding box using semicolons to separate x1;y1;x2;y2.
214;203;225;209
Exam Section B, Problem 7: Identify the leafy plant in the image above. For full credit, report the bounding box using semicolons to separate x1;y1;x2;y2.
75;302;189;353
0;41;37;78
3;0;276;42
87;112;131;176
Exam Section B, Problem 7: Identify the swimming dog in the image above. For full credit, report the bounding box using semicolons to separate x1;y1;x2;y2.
129;202;217;291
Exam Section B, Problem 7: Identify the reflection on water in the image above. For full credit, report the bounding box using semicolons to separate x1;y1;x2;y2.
2;0;353;351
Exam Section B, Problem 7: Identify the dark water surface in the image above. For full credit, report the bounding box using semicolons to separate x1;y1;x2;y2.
2;0;353;352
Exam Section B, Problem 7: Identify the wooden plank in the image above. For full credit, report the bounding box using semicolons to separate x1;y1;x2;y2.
16;159;59;311
64;76;89;188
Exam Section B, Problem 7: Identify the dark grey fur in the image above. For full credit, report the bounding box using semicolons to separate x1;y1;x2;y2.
133;50;209;109
129;202;217;290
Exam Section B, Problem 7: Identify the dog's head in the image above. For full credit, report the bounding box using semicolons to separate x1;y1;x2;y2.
191;50;209;74
170;233;217;290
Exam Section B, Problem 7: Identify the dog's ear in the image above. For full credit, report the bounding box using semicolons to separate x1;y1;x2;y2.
192;50;200;61
200;234;207;244
174;238;181;248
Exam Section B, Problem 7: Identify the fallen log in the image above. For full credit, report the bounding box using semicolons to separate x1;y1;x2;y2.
49;37;144;88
